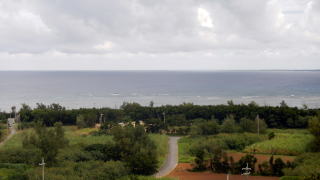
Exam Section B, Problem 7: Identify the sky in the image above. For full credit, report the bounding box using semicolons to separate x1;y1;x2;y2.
0;0;319;70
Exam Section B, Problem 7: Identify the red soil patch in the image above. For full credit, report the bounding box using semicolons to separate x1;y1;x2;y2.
227;152;295;169
167;163;280;180
227;152;295;163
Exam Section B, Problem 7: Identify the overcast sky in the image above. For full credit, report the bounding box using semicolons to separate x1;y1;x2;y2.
0;0;319;70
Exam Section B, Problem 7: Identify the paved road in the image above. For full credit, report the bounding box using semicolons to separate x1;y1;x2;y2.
0;124;16;147
154;136;180;178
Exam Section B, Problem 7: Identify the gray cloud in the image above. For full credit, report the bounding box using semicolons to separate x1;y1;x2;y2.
0;0;319;70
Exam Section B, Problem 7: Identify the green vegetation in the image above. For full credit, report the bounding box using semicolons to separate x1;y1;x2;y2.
244;131;313;156
283;153;320;179
0;102;319;179
16;101;320;132
308;116;320;152
178;133;265;163
149;134;168;166
0;124;168;179
178;137;196;163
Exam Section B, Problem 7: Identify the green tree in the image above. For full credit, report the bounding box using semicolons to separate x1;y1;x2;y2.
76;113;97;128
22;123;69;166
221;115;239;133
112;126;158;175
308;116;320;152
190;119;219;136
239;118;255;132
255;116;268;134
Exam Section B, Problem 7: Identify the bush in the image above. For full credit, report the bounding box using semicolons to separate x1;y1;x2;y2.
221;116;239;133
268;132;275;140
190;119;219;136
284;153;320;177
0;148;41;165
26;161;129;180
239;118;256;133
76;113;97;128
218;133;265;151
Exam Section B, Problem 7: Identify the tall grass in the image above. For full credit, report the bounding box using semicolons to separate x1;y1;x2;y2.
244;133;313;156
149;134;169;167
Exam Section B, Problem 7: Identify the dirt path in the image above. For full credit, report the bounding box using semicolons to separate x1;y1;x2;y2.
154;136;180;178
0;124;16;148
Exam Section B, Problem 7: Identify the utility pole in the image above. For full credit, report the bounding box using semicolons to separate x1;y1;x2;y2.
99;113;104;124
39;158;45;180
227;171;230;180
241;163;251;180
256;115;260;136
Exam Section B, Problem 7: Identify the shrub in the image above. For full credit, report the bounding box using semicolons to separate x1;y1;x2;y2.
218;133;264;151
221;116;239;133
26;161;129;180
268;132;275;140
190;119;219;136
284;153;320;177
239;118;256;133
0;148;41;165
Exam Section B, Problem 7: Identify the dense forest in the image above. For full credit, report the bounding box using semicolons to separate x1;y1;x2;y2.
1;101;318;131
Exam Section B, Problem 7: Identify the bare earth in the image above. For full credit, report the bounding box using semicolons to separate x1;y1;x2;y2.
167;163;280;180
165;152;295;180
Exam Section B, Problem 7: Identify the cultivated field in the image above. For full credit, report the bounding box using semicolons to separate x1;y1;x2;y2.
244;129;312;156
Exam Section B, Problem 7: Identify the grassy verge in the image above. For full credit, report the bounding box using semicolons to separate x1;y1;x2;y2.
0;128;8;142
149;134;169;167
178;136;195;163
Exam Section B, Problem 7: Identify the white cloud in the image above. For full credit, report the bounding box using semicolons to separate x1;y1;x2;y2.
197;8;213;28
94;41;114;51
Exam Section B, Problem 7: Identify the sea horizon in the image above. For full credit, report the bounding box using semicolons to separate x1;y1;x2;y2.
1;70;320;111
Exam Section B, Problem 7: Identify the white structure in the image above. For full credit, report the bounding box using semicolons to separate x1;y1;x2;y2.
7;118;15;128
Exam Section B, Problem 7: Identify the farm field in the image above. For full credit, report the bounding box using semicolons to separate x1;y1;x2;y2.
178;133;266;163
178;129;311;164
244;129;313;156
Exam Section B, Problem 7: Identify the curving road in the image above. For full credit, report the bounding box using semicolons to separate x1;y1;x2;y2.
154;136;180;178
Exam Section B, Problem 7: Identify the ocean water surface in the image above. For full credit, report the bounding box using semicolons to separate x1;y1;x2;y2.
0;71;319;111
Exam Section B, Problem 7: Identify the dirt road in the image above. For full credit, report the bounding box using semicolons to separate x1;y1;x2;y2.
154;136;180;178
0;124;16;147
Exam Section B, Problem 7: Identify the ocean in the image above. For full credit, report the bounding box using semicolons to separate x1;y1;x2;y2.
0;71;319;111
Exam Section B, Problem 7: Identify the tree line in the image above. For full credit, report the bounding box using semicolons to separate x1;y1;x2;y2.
10;101;318;131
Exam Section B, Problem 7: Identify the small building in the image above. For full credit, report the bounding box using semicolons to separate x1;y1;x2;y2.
7;118;15;128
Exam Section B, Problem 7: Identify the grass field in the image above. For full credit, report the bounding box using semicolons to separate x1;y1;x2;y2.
244;130;313;156
178;137;196;163
0;126;169;167
0;128;8;142
178;133;266;163
64;126;113;145
178;129;310;163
